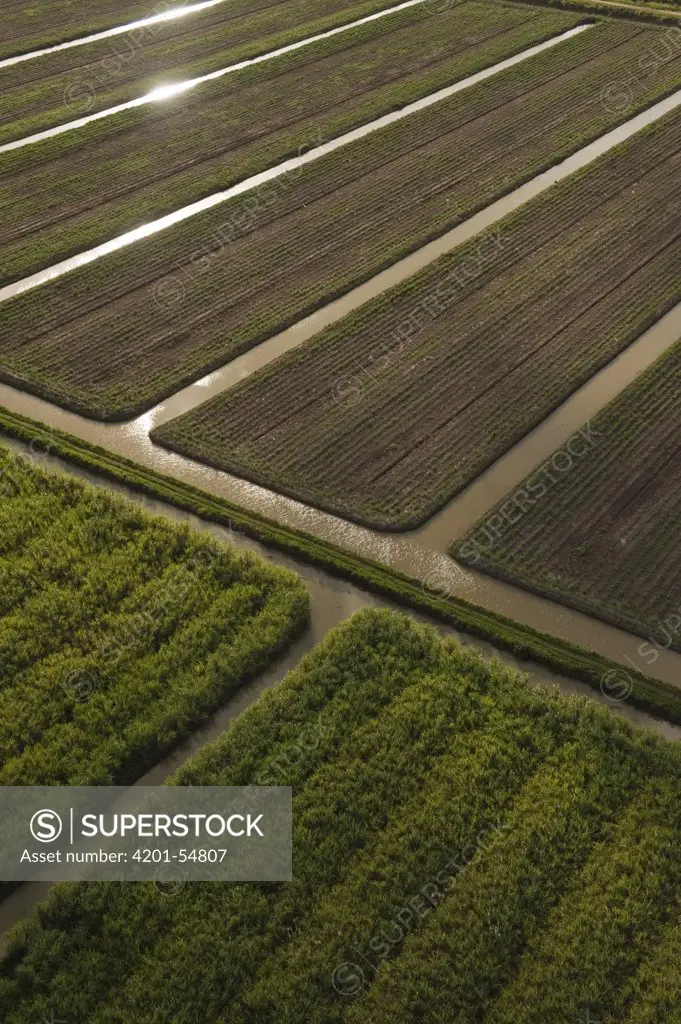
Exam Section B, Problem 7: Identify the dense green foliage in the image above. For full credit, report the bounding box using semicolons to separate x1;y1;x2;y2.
453;334;681;653
0;443;308;785
1;609;680;1022
525;0;681;17
1;405;678;723
0;1;580;287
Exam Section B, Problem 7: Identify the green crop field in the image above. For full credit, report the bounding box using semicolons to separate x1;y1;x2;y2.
4;0;681;1021
453;333;681;656
0;1;581;285
154;100;681;529
1;0;193;61
0;0;416;145
1;609;681;1022
0;442;307;786
8;19;681;419
2;404;681;724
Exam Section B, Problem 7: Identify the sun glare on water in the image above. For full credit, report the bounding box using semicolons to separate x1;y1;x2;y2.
146;81;193;102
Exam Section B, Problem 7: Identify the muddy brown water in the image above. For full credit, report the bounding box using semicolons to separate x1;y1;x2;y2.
4;371;681;688
0;0;232;69
2;43;681;942
583;0;681;17
0;0;434;155
2;98;681;686
417;300;681;549
1;0;680;963
0;433;678;947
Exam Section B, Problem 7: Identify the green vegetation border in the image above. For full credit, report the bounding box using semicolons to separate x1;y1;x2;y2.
0;405;678;724
508;0;681;25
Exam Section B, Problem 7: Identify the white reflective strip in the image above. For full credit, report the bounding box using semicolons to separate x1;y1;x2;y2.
0;0;431;154
0;25;593;304
0;0;231;69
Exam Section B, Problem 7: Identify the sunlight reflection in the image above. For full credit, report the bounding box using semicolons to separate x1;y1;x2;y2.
145;81;194;103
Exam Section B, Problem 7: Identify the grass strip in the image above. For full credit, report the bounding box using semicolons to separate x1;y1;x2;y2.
150;100;681;528
0;404;678;727
518;0;681;20
622;903;681;1022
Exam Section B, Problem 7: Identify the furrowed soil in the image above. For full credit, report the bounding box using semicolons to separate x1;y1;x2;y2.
0;1;581;284
4;21;679;420
153;102;681;530
0;0;411;145
1;0;196;61
452;334;681;655
2;610;681;1024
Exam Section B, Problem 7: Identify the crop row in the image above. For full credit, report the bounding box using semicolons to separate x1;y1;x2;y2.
1;0;193;61
0;1;581;284
3;19;673;418
1;403;678;725
453;332;681;652
0;443;308;785
350;767;681;1023
1;609;680;1023
154;96;681;529
0;0;418;145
